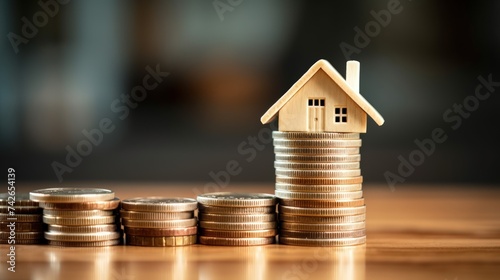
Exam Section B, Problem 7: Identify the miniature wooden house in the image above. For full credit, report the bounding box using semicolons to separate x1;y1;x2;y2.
261;59;384;133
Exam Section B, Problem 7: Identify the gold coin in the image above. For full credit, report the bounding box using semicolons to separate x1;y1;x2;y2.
198;204;276;214
0;231;44;240
279;221;365;232
0;193;39;206
124;226;198;237
0;213;42;222
0;206;42;214
279;236;366;246
121;218;197;229
47;224;119;234
0;239;44;244
121;197;197;212
275;190;363;200
48;239;121;247
279;214;366;224
198;221;277;231
275;169;361;178
276;176;363;185
198;228;277;238
278;205;366;217
198;236;275;246
280;229;366;239
43;209;115;217
278;198;365;208
273;139;362;148
39;197;120;210
43;215;117;226
275;183;362;193
30;188;115;202
197;193;277;207
275;154;361;162
45;231;121;242
120;210;193;220
274;147;359;155
272;131;360;140
126;234;196;247
198;213;276;223
274;162;360;170
0;221;45;232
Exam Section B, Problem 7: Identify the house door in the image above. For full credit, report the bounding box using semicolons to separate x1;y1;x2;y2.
308;98;325;131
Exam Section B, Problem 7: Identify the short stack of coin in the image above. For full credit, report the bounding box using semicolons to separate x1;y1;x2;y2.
29;188;122;247
121;197;198;246
0;193;44;244
273;131;366;246
197;193;278;246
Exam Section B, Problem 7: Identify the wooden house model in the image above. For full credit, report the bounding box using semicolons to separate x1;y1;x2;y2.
260;59;384;133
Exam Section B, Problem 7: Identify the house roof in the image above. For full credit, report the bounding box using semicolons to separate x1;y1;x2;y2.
260;59;385;126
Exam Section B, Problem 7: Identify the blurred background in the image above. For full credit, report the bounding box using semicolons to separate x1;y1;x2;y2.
1;0;499;188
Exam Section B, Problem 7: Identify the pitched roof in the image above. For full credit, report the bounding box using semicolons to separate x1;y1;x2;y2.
260;59;385;126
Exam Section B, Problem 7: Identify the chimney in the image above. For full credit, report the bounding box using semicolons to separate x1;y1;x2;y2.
346;60;360;92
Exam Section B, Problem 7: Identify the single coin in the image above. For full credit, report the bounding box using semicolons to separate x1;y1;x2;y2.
48;239;121;247
273;139;362;148
275;154;361;163
48;224;119;234
275;190;363;200
39;197;121;210
30;188;115;203
197;193;277;207
272;131;360;140
198;204;276;214
274;162;360;170
0;213;42;222
0;238;44;244
126;235;196;247
276;176;363;185
45;231;121;242
279;222;366;232
0;193;39;206
0;221;45;232
278;198;365;208
198;221;277;231
43;215;117;226
279;236;366;246
120;210;193;220
280;229;366;239
198;213;276;223
0;206;42;214
198;228;277;238
0;231;44;240
275;169;361;178
278;205;366;217
124;226;198;237
122;218;197;229
121;197;197;212
43;209;114;217
198;236;275;246
274;147;359;155
275;183;362;193
279;214;366;224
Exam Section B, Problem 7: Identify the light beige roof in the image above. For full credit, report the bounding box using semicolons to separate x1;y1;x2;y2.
260;59;385;126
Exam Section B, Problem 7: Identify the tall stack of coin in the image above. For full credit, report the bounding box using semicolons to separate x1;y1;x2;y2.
0;193;44;244
121;197;198;246
197;193;278;246
29;188;122;247
273;131;366;246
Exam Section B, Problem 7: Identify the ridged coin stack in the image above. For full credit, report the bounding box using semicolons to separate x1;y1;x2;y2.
197;193;278;246
0;193;44;244
29;188;122;247
120;197;198;246
272;131;366;246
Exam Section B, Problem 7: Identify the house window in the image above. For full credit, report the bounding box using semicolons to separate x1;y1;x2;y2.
335;107;347;123
308;99;325;107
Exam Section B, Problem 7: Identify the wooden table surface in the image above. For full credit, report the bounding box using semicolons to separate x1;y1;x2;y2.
1;183;499;280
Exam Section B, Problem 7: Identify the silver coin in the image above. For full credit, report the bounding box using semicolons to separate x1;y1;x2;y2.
0;193;39;206
273;139;362;148
275;154;361;162
274;147;360;155
275;169;361;178
30;188;115;202
278;205;366;217
197;193;277;207
272;131;360;140
275;183;363;192
275;190;363;200
121;197;197;212
274;161;360;170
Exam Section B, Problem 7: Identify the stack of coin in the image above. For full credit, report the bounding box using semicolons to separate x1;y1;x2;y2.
273;131;366;246
0;193;44;244
197;193;278;246
121;197;197;246
29;188;122;247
